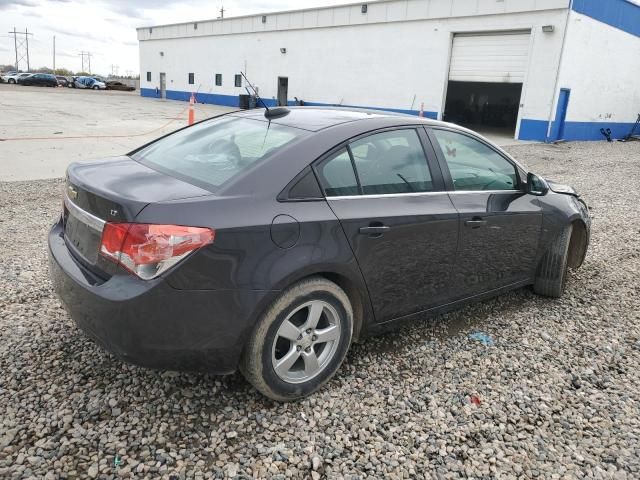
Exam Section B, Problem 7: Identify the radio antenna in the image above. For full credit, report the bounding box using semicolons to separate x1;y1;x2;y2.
241;72;290;119
241;72;269;112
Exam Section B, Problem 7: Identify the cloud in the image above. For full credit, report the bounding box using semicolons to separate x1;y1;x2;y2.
0;0;38;9
46;26;114;43
98;0;186;19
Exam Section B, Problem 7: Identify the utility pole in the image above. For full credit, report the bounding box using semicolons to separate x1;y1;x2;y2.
219;5;225;18
53;35;56;71
79;51;92;73
110;64;119;77
13;27;18;71
8;27;34;71
25;28;30;71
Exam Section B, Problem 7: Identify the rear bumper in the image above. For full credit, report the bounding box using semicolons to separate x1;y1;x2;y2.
48;221;271;374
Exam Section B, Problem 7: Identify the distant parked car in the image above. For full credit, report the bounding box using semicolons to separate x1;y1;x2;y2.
1;70;18;82
74;76;107;90
105;81;135;92
20;73;58;87
56;75;70;87
3;72;32;84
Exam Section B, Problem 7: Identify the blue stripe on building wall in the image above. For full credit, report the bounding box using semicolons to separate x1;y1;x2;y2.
140;88;438;119
556;121;637;141
144;88;634;141
572;0;640;38
519;118;637;141
518;119;549;141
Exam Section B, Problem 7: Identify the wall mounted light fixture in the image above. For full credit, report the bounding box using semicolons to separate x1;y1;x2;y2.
280;47;287;54
542;25;555;32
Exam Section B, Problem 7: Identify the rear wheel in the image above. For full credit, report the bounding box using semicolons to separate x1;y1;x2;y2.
241;277;353;401
93;85;99;90
534;224;573;298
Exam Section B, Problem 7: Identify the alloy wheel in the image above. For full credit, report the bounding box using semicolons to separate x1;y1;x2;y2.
271;300;341;384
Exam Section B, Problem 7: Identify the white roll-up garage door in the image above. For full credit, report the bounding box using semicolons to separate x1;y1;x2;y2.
449;31;531;83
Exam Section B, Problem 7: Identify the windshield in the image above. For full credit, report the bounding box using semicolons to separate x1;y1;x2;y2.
131;116;305;191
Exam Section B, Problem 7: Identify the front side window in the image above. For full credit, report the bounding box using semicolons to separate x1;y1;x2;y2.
432;129;518;191
316;149;359;197
350;129;433;195
131;116;306;191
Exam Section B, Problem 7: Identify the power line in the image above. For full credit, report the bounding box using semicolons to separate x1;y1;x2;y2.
8;27;34;72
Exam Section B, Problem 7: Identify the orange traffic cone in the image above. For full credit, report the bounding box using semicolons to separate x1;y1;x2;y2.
188;93;195;125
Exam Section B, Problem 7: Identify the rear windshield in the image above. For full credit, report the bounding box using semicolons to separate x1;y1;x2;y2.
131;116;305;191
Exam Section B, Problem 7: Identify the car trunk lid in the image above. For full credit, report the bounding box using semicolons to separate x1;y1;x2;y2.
63;156;212;267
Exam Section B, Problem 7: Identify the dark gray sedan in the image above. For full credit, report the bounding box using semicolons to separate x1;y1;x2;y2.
48;107;590;400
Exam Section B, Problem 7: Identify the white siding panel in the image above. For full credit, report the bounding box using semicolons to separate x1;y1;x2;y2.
449;32;531;83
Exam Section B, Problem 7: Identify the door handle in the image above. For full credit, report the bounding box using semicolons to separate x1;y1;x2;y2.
359;225;390;235
464;218;487;228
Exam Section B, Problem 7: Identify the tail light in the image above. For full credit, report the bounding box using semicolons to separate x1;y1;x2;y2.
100;223;215;280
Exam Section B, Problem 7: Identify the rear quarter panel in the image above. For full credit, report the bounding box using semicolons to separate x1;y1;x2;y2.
135;194;372;333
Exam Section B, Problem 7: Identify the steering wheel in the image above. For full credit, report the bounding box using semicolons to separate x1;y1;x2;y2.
206;139;242;166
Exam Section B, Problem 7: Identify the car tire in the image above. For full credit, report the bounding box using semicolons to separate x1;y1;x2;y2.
533;224;573;298
240;277;353;401
93;85;99;90
8;79;15;84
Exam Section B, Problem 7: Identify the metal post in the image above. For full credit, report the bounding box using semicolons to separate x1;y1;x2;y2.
25;28;30;71
53;35;56;71
13;27;18;71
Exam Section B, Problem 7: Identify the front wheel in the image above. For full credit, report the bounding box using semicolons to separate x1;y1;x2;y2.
534;225;573;298
8;79;15;84
241;277;353;401
93;85;99;90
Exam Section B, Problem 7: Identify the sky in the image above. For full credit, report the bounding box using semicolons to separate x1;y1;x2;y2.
0;0;349;76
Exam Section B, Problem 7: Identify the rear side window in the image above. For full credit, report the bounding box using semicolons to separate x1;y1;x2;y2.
131;116;306;191
316;149;359;197
350;129;433;195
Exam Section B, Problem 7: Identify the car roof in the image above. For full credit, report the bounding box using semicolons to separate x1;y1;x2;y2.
229;106;447;132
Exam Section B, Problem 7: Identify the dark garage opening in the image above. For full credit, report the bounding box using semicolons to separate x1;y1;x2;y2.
443;81;522;138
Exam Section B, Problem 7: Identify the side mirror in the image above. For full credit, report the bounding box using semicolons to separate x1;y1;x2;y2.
526;172;549;196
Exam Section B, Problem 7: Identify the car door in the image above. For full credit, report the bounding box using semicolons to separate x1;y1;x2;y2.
314;127;460;324
427;127;542;299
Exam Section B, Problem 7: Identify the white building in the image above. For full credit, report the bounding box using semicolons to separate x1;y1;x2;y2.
137;0;640;141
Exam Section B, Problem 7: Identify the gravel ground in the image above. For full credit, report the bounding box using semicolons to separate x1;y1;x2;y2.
1;140;639;479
